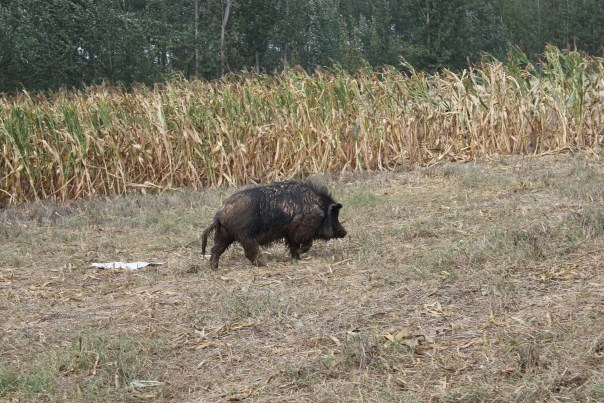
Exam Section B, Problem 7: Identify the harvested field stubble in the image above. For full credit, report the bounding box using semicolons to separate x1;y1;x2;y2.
1;46;603;205
1;154;604;401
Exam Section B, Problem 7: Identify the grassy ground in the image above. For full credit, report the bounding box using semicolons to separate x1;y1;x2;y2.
1;153;604;402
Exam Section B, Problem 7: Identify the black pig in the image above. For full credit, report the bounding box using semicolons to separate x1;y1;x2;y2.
201;180;347;270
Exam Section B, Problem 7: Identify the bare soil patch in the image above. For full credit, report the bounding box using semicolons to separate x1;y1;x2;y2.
1;153;604;401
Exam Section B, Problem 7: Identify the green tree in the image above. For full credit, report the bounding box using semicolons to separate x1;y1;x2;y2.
392;0;509;70
306;0;341;68
233;0;277;73
0;0;600;93
0;0;94;91
268;0;311;68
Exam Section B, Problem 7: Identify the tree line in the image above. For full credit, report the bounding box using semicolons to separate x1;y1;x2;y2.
0;0;602;93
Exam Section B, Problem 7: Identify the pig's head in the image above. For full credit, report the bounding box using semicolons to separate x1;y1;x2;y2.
318;203;347;240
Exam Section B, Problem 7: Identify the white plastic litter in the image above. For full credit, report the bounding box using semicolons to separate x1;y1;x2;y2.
90;261;165;270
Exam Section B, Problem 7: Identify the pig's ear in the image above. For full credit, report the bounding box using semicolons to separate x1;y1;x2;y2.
329;203;342;212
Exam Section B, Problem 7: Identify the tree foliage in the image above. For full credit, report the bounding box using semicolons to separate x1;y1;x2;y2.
0;0;601;92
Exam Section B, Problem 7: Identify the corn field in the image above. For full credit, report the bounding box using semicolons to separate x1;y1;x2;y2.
1;46;603;205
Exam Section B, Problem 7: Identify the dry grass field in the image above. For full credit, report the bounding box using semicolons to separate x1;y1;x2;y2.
1;153;604;401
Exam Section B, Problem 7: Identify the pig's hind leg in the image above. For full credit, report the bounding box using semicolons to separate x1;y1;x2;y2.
209;227;232;270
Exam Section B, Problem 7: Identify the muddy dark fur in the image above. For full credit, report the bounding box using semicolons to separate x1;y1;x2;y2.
201;180;347;270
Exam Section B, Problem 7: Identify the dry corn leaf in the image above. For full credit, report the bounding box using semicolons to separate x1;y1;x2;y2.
229;321;256;331
195;341;220;350
423;300;448;316
394;377;407;389
416;343;451;351
330;354;346;369
394;325;414;340
401;337;422;349
458;338;483;349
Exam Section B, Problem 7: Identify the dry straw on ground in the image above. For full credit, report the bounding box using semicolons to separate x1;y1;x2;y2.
1;46;603;205
1;154;603;401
